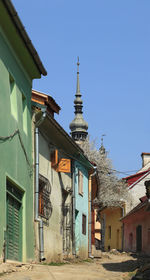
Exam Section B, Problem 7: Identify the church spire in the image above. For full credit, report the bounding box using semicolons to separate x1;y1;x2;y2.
69;57;88;143
99;134;106;155
76;56;80;93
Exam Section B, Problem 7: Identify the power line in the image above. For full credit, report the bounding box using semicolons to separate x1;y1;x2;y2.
103;166;139;176
0;129;32;171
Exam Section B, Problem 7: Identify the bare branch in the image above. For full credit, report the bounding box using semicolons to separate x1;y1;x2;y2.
80;137;131;208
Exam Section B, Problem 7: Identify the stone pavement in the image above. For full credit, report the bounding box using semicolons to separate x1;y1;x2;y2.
0;254;139;280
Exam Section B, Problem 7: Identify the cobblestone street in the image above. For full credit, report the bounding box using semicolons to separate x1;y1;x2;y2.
0;254;140;280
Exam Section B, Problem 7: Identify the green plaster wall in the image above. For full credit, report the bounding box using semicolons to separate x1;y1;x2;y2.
75;161;89;258
0;27;34;262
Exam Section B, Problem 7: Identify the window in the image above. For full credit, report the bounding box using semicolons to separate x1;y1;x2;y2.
10;74;17;120
82;214;86;235
148;228;150;243
51;149;71;173
78;169;83;195
22;93;27;134
108;225;111;239
129;233;133;250
38;175;52;220
51;149;58;169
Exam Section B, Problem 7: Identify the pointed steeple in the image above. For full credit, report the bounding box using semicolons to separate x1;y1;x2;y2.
69;57;88;142
76;56;80;93
99;134;106;155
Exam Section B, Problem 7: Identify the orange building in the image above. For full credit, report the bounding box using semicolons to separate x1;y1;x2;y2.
90;174;101;255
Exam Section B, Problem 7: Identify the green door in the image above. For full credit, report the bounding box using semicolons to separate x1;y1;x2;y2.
6;183;22;261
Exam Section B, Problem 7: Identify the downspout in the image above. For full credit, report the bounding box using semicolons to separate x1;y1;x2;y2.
88;167;97;258
72;160;76;257
35;108;46;261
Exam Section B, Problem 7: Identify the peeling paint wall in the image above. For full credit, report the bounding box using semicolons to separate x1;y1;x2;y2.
123;206;150;254
34;132;72;262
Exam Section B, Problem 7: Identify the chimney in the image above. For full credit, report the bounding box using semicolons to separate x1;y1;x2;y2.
141;153;150;167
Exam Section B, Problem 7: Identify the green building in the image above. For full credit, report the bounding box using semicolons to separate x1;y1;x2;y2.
0;0;46;262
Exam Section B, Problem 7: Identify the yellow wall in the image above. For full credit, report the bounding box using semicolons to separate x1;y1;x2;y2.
101;207;123;251
94;209;101;240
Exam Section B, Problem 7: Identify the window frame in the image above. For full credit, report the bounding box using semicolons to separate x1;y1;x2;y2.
38;175;52;220
82;214;86;235
108;225;111;239
78;169;83;196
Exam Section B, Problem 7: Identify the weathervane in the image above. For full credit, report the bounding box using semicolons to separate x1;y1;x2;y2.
77;56;80;73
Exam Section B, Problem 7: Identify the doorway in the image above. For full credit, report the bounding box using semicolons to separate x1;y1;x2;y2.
136;225;142;252
6;180;23;261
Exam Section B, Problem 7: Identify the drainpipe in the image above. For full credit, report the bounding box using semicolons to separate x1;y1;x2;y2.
88;166;97;258
72;160;76;257
35;108;46;261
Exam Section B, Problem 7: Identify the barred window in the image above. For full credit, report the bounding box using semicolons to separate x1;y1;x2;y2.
38;174;52;220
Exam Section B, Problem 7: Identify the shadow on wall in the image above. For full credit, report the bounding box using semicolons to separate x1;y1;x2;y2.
58;172;72;253
58;172;72;193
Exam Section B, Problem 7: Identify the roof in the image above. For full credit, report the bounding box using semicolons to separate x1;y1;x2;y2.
140;196;147;203
32;90;61;116
122;169;150;189
121;196;148;221
141;152;150;156
2;0;47;76
32;100;94;170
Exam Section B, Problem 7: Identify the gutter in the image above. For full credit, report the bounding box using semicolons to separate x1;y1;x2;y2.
2;0;47;76
34;107;46;261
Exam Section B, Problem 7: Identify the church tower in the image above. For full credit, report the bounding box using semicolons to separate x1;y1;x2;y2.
99;135;106;156
69;57;88;142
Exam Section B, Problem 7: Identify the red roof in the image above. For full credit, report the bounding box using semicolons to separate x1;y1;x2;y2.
139;196;147;203
121;196;148;221
122;169;150;189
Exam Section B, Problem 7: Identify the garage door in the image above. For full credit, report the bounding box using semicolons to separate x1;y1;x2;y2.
6;181;22;261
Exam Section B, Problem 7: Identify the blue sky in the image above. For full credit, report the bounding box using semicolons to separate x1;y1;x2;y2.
13;0;150;177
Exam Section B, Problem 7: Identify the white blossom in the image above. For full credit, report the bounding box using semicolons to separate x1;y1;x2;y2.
80;137;130;208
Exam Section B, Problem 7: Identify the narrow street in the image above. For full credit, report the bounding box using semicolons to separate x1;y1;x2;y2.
0;254;142;280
